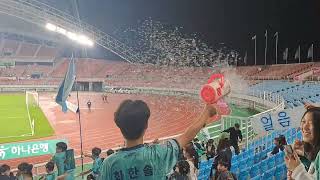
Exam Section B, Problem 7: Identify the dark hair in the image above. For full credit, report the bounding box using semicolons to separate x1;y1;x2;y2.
0;164;10;174
106;149;114;156
56;142;67;152
185;143;199;169
217;138;230;154
207;139;214;144
301;108;320;161
234;123;240;128
274;137;280;143
278;135;287;146
45;162;54;172
92;147;102;157
218;160;230;168
177;160;190;176
17;162;33;177
114;100;150;140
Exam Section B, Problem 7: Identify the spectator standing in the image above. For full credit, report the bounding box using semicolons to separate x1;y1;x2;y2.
206;139;216;160
223;123;242;155
78;147;103;179
51;142;74;180
99;100;216;179
87;100;92;112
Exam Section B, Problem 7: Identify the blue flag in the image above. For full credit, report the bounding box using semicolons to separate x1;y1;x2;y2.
55;55;76;112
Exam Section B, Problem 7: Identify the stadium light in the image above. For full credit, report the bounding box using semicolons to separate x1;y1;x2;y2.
67;32;77;41
56;27;67;35
45;23;56;31
45;22;94;47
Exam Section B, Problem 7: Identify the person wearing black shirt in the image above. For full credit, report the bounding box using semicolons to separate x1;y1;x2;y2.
87;100;92;112
223;123;242;155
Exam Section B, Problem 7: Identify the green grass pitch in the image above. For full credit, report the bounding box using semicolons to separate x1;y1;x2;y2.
0;94;54;144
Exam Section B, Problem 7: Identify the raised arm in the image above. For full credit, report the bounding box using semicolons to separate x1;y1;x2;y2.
177;105;217;148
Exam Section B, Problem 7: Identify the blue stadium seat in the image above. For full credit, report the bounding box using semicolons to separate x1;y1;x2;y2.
242;150;249;159
262;168;276;180
250;163;260;178
275;164;285;180
275;152;284;165
238;168;249;180
260;159;268;172
230;162;239;174
267;156;276;169
238;159;248;170
251;175;261;180
254;153;261;163
238;152;244;161
232;155;239;164
261;150;268;160
247;157;254;167
248;148;255;155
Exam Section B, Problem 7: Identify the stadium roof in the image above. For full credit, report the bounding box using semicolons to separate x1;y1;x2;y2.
0;13;64;44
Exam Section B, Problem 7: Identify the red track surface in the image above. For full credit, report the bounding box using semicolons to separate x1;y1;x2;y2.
3;92;204;168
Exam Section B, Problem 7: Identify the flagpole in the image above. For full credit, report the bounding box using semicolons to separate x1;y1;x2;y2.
73;52;84;176
252;35;257;65
299;45;301;64
254;38;257;65
265;30;267;65
312;44;314;62
76;81;84;177
275;32;278;64
286;48;288;64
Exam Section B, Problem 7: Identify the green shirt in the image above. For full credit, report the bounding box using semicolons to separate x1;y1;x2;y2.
99;139;180;180
91;157;103;175
44;172;56;180
52;152;66;176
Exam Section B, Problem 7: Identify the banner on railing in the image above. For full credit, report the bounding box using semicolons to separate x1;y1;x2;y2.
251;104;319;134
0;139;67;160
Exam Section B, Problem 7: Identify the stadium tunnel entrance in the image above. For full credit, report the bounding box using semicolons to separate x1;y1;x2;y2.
73;79;103;92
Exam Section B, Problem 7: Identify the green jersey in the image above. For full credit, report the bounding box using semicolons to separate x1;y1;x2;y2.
99;139;180;180
52;152;66;176
92;157;103;175
44;172;56;180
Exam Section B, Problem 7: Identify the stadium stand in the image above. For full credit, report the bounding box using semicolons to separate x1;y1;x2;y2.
250;81;320;108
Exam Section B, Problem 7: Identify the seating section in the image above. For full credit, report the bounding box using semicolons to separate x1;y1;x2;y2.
250;81;320;108
0;38;58;58
197;128;301;179
17;43;39;57
237;63;317;80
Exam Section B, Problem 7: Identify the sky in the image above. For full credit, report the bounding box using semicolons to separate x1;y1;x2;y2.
43;0;320;65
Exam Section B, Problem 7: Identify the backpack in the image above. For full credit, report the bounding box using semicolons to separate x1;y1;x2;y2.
64;149;76;171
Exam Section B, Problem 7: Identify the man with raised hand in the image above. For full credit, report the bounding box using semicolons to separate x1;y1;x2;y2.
99;100;217;180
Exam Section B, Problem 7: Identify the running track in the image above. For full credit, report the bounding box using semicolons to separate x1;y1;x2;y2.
3;92;205;168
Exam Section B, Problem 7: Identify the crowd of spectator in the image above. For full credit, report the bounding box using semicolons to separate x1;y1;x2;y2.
1;102;320;180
